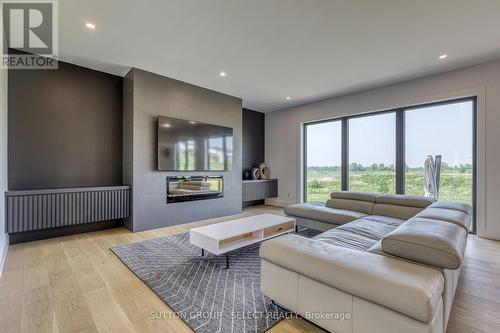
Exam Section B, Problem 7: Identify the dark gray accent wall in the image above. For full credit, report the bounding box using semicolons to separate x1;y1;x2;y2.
242;108;265;177
8;60;123;190
123;68;242;232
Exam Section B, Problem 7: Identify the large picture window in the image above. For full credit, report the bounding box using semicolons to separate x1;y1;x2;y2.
303;97;476;232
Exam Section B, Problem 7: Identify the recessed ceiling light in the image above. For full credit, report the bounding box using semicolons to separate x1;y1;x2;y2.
85;22;96;30
439;54;448;60
219;72;227;77
286;96;292;100
162;123;171;128
189;121;197;125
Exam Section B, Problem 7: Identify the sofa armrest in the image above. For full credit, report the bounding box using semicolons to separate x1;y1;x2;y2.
259;234;444;323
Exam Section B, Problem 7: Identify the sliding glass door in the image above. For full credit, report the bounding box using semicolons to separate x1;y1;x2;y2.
302;97;476;232
349;113;396;194
304;120;342;202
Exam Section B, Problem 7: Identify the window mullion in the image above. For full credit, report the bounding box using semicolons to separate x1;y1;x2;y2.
341;118;349;191
396;110;405;194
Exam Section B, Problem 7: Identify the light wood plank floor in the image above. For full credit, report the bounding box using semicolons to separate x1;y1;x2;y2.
0;205;499;333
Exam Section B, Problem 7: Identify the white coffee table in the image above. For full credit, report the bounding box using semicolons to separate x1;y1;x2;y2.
189;213;296;268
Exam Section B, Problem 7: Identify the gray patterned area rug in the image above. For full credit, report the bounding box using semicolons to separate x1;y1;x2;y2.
111;228;319;333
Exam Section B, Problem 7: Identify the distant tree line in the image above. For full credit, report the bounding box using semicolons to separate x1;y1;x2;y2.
350;163;395;172
406;162;473;173
308;163;473;173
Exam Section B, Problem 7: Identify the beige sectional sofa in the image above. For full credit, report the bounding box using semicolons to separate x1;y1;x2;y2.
259;192;472;333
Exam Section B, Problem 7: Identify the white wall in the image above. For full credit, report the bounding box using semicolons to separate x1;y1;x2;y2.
0;28;8;275
266;58;500;240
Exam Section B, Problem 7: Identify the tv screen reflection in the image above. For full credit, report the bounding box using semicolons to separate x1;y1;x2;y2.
158;116;233;171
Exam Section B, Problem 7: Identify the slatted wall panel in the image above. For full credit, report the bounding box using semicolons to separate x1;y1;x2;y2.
242;180;278;202
5;186;131;233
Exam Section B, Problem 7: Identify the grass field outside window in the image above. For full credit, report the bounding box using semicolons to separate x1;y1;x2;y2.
306;165;472;205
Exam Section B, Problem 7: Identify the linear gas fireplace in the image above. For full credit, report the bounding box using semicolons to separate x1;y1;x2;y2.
166;176;224;203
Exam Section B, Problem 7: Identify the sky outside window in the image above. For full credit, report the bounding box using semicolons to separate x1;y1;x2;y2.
307;103;473;168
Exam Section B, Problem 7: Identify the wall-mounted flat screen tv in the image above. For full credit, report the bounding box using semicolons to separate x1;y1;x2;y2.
158;116;233;171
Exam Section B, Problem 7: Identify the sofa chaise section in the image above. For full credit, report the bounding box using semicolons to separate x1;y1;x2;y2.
262;191;471;333
260;234;445;333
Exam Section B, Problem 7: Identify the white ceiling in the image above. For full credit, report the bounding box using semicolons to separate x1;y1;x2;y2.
58;0;500;112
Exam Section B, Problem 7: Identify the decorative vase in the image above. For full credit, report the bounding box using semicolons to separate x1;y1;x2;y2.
259;162;270;179
251;167;261;180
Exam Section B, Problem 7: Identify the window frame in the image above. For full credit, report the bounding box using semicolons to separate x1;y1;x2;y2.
303;118;343;203
302;96;477;233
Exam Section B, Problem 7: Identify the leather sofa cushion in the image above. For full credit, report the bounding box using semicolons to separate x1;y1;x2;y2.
284;203;366;225
363;215;405;227
382;217;467;270
314;219;398;251
326;198;374;215
260;234;445;323
429;201;472;215
330;191;378;202
376;194;435;208
415;207;471;232
314;229;377;251
372;203;424;220
367;240;386;255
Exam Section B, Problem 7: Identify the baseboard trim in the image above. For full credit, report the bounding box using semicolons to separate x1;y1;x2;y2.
8;220;123;244
0;234;9;278
482;228;500;241
264;199;293;208
242;200;265;208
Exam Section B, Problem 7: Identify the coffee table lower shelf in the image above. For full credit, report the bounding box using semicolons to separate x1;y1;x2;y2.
189;214;296;269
